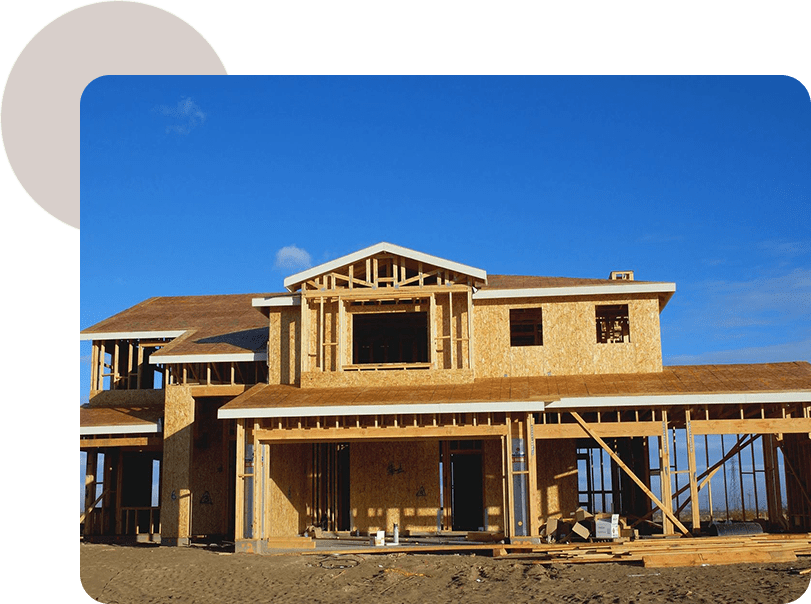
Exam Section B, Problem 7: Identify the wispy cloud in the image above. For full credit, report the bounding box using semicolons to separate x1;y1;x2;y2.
689;268;811;330
757;239;811;258
665;337;811;366
154;97;206;135
274;245;312;271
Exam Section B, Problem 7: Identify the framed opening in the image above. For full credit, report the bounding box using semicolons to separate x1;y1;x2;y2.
510;308;543;346
352;312;428;364
596;304;630;343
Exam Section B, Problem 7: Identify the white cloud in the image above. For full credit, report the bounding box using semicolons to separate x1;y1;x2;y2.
154;97;206;135
274;245;312;271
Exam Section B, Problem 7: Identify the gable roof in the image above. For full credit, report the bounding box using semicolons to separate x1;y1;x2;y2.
283;242;488;292
80;293;272;363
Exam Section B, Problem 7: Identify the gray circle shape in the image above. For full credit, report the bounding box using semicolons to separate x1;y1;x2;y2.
1;1;227;229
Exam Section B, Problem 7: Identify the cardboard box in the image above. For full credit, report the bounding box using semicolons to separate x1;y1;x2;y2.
595;514;620;539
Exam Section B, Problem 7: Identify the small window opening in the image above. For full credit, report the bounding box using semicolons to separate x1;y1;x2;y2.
510;308;543;346
596;304;630;344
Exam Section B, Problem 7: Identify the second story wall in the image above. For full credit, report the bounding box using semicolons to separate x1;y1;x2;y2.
473;294;663;377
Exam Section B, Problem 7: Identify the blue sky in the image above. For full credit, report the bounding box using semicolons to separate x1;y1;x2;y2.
80;75;811;402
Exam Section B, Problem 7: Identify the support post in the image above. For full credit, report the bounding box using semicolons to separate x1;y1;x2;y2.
685;409;701;533
659;410;675;534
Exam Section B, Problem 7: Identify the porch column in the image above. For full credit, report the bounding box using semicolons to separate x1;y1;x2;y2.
160;384;195;546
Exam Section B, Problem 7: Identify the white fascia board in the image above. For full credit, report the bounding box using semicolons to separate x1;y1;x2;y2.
472;282;676;301
150;351;268;365
283;242;487;291
218;399;545;420
252;295;301;307
79;330;186;341
545;391;811;410
80;423;161;436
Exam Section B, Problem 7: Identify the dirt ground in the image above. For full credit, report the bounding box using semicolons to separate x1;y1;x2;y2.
80;542;811;604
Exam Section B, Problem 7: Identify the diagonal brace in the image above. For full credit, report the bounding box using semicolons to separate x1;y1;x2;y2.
570;411;691;536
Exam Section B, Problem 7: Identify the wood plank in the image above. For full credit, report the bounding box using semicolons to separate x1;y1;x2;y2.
691;418;811;435
534;421;662;439
255;423;508;443
642;549;796;568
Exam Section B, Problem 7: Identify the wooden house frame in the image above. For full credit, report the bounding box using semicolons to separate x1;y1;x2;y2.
80;242;811;551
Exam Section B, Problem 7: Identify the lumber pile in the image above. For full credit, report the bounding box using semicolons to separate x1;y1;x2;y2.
495;533;811;567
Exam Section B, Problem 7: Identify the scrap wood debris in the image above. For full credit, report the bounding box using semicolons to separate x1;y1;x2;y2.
384;567;428;577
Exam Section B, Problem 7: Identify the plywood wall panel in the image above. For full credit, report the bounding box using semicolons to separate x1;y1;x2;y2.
474;295;662;377
536;438;578;520
160;384;195;542
483;439;505;531
267;443;313;536
350;441;440;533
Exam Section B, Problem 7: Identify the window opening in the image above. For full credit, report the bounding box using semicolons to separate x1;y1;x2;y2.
352;312;428;364
596;304;630;343
510;308;543;346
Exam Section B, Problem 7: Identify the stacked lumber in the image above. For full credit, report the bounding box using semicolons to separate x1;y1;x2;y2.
495;533;811;567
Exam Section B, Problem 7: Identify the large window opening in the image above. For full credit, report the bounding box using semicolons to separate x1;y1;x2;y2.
352;312;428;364
510;308;544;346
596;304;630;343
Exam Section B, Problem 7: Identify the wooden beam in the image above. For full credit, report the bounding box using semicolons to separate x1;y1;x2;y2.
570;411;691;535
534;421;662;439
255;423;508;443
690;418;811;435
80;435;162;449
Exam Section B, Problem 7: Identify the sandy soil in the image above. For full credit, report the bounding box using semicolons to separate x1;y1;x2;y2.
80;542;811;604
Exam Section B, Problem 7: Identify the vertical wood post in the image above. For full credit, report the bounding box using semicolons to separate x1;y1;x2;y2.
685;409;701;533
235;419;245;540
659;409;674;534
526;413;539;536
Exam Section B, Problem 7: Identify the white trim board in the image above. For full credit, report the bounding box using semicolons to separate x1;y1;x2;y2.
545;391;811;410
473;283;676;301
80;423;161;436
79;330;186;341
218;399;546;420
150;351;268;365
253;295;301;307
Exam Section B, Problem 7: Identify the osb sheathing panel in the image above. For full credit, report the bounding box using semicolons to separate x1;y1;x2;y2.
483;439;505;532
189;398;230;536
350;441;440;533
473;295;662;377
301;368;475;388
535;439;578;520
267;308;300;385
267;443;313;536
160;384;195;540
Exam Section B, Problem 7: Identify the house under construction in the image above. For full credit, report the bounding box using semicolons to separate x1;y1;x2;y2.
80;242;811;552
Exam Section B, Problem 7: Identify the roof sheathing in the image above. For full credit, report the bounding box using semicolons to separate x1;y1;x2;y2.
217;362;811;419
81;293;275;360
